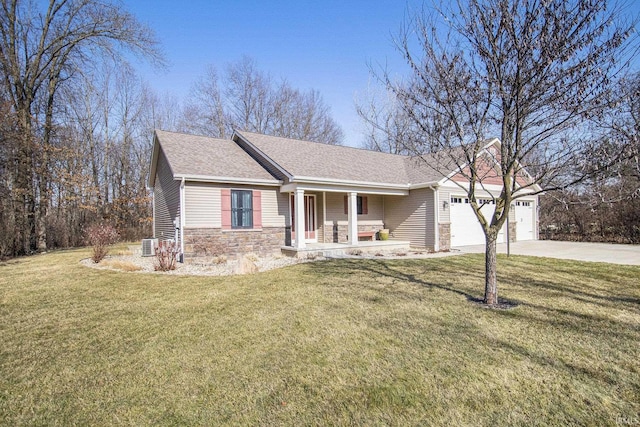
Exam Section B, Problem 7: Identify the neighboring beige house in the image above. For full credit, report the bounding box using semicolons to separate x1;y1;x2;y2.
148;129;540;259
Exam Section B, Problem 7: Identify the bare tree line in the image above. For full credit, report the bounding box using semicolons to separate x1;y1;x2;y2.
0;0;162;257
0;1;343;259
180;56;344;144
540;73;640;243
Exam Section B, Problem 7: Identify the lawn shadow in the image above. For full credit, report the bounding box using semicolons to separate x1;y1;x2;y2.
307;258;520;309
515;278;640;311
306;258;640;336
485;334;623;387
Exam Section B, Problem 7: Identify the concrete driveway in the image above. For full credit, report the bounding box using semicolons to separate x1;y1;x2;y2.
452;240;640;266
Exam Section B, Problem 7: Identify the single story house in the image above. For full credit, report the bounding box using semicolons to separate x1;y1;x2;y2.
148;129;539;258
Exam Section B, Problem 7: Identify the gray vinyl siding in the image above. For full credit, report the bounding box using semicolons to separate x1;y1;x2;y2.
438;188;451;223
325;192;344;221
324;192;384;224
154;148;181;240
183;183;287;228
384;188;435;249
184;183;221;228
261;188;289;227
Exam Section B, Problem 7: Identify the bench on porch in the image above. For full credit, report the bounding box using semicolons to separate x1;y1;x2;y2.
357;231;376;241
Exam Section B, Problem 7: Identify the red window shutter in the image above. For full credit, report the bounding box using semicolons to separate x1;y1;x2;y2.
362;196;368;215
344;195;348;214
221;189;231;229
252;190;262;228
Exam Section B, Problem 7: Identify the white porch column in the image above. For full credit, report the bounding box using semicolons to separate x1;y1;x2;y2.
347;192;358;244
294;188;306;249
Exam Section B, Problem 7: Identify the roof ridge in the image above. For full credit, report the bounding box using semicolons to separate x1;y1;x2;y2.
236;130;413;160
155;129;232;142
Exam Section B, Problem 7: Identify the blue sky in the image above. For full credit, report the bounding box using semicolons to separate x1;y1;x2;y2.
124;1;640;147
124;0;421;146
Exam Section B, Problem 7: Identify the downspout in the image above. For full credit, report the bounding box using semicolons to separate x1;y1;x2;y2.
151;188;155;238
430;185;440;252
180;178;186;260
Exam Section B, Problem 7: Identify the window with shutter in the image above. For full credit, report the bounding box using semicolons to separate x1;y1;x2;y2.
344;195;368;215
221;189;231;229
231;189;253;229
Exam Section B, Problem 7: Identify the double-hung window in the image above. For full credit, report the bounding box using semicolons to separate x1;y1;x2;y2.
356;196;364;215
231;190;253;229
343;195;368;215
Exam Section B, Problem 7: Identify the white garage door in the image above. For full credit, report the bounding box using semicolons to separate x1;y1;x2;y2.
450;196;505;246
515;200;534;241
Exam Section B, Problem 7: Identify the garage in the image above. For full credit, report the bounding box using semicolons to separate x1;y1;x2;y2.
515;200;535;240
450;196;505;246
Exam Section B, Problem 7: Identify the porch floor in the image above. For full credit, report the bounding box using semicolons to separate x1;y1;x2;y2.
281;239;411;258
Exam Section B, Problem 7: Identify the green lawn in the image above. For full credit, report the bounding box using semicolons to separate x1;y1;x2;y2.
0;248;638;426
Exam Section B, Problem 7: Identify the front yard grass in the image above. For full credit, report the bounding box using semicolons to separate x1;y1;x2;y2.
0;247;638;426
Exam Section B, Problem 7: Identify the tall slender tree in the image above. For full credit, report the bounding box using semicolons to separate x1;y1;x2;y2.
384;0;637;305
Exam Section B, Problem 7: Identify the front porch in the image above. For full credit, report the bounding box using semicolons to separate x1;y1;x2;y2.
281;239;411;258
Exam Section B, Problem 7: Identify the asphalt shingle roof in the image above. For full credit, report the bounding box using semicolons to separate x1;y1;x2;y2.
236;130;446;186
155;130;278;182
154;129;459;187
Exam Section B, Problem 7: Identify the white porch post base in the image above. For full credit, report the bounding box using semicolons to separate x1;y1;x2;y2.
294;189;306;249
347;192;358;244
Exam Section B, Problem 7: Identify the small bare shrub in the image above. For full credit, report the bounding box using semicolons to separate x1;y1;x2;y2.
348;249;363;256
85;224;119;263
155;241;180;271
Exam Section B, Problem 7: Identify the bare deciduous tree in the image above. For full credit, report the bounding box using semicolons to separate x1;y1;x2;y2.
0;0;162;255
356;86;421;154
383;0;637;306
183;57;344;145
541;73;640;243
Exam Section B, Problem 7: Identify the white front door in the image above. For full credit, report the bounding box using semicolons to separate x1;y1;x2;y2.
291;194;317;243
515;200;534;241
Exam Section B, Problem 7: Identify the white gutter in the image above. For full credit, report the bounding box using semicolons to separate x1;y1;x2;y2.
174;174;282;186
291;175;411;190
409;181;443;190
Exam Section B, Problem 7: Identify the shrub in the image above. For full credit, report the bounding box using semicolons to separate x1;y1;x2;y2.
155;240;180;271
85;224;119;263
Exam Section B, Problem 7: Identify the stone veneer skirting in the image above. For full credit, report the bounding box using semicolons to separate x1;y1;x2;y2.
438;223;451;251
329;223;385;243
183;227;286;258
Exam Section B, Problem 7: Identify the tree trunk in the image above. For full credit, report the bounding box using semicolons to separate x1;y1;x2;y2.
484;232;498;306
15;108;35;255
